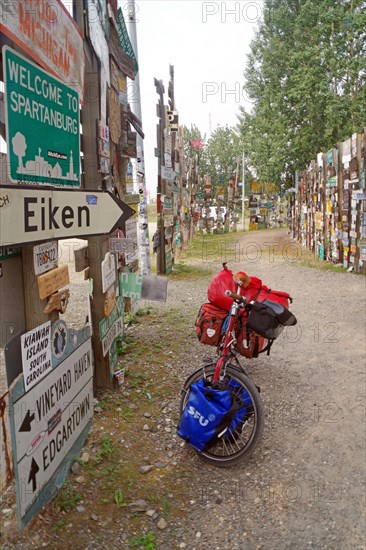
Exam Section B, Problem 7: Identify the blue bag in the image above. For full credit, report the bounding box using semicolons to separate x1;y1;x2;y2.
225;380;253;441
177;379;242;452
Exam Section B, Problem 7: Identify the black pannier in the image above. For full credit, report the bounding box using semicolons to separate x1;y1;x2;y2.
246;299;297;340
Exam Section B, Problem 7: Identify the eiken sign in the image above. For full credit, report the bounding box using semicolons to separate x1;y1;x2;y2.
0;186;135;246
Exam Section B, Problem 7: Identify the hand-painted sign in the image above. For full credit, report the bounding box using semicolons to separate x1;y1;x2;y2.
33;241;59;276
43;289;70;315
0;1;84;99
3;47;80;187
21;321;52;392
9;338;93;523
125;219;139;264
0;186;135;246
37;265;70;300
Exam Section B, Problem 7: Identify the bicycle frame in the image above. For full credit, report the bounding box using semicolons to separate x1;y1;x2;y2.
213;290;244;382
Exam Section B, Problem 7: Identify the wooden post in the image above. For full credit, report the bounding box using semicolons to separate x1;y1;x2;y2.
155;78;166;275
82;44;111;389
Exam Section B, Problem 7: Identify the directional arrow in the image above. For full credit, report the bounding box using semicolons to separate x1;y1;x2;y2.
28;458;39;492
0;185;135;247
19;410;35;432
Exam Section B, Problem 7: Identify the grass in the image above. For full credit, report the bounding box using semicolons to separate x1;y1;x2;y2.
181;230;239;262
169;260;212;279
295;248;350;273
129;531;157;549
54;480;81;512
147;203;157;223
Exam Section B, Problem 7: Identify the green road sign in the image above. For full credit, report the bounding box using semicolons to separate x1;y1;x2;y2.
4;46;80;187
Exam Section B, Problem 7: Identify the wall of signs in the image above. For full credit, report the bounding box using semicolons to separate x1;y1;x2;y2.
292;130;366;274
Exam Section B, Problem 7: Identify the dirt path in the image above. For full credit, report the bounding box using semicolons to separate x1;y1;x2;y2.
1;229;365;549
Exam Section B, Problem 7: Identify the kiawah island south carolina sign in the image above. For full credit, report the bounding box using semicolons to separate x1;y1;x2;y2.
3;47;80;187
8;338;94;527
0;1;84;100
0;185;135;247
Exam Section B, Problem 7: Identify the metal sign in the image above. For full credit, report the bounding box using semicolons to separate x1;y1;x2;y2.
9;338;93;524
0;186;135;247
117;7;138;73
167;110;179;132
141;275;168;302
99;297;124;357
3;47;80;187
33;241;58;276
101;252;116;293
109;237;136;253
99;296;123;340
21;321;52;392
0;2;84;99
119;272;142;299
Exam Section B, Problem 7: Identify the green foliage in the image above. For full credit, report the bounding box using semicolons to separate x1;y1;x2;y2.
96;434;113;460
125;312;139;326
239;0;366;185
162;497;170;519
129;531;157;550
114;489;124;508
55;480;81;512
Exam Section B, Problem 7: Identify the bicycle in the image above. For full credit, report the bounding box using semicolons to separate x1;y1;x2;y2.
179;288;265;467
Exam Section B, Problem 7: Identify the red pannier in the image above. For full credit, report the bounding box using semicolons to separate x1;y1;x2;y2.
195;303;228;346
235;311;268;359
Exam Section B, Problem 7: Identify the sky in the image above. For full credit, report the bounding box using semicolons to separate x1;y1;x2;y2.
121;0;263;196
1;1;263;196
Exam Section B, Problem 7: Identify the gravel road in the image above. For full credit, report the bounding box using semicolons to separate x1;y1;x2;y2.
1;228;365;549
142;229;366;549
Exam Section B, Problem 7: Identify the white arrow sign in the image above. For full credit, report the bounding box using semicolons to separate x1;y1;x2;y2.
0;186;135;246
11;339;94;518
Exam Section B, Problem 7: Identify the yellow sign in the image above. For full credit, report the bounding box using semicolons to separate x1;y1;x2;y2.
251;182;260;191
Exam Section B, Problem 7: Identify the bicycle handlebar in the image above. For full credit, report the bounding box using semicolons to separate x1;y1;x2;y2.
225;290;247;303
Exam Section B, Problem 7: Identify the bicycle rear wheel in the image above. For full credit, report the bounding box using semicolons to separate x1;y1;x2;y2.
179;363;264;467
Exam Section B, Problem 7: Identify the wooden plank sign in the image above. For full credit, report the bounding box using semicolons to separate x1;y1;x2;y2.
37;265;69;300
104;292;117;317
43;289;70;314
74;245;89;272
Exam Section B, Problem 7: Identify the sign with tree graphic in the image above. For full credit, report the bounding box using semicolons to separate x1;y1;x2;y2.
3;47;80;187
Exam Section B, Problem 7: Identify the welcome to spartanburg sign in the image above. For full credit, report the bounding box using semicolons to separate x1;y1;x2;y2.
3;46;80;188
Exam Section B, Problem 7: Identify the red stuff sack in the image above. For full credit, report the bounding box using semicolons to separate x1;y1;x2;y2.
195;303;228;346
207;266;237;311
235;312;268;358
234;272;292;308
256;288;292;309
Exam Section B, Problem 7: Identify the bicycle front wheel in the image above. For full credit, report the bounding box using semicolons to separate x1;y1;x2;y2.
179;363;264;467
